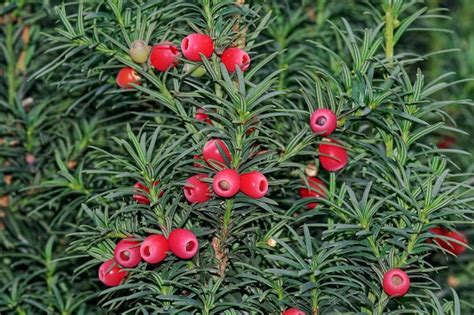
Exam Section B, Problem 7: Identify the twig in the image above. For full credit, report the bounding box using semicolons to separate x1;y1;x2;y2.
233;0;246;48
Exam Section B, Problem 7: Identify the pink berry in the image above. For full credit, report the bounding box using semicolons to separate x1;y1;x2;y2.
169;228;199;259
212;169;240;198
298;177;327;209
282;308;306;315
221;47;250;73
309;108;337;136
140;234;170;264
318;138;348;172
133;181;161;205
98;259;127;287
202;139;232;167
193;154;205;168
239;171;268;199
150;42;180;71
383;269;410;297
184;174;211;203
181;34;214;61
114;238;141;268
195;108;212;124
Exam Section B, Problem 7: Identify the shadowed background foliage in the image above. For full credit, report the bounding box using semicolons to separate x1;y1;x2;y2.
0;0;472;314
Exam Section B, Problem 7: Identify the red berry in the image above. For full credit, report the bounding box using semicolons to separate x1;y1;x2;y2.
169;228;199;259
382;269;410;297
427;227;446;244
193;154;205;168
239;171;268;199
309;108;337;136
184;174;211;203
133;182;150;204
437;136;456;149
25;153;36;166
202;139;232;167
140;234;170;264
98;259;127;287
443;230;468;256
298;177;327;209
213;169;240;198
195;108;212;124
318;138;348;172
133;181;161;205
428;228;468;255
282;308;306;315
150;42;180;72
129;40;150;64
181;34;214;62
114;238;141;268
245;115;260;135
116;67;141;89
221;47;250;73
429;227;445;236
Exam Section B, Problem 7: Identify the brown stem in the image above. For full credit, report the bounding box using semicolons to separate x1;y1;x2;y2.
211;236;229;277
233;0;246;48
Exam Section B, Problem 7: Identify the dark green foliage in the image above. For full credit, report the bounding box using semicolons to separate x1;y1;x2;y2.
1;0;472;314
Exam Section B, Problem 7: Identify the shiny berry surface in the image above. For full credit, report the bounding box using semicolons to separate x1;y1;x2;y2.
140;234;170;264
282;308;306;315
113;238;141;268
193;154;205;168
184;174;211;203
116;67;140;89
133;181;161;205
383;268;410;297
212;169;240;198
309;108;337;136
239;171;268;199
221;47;250;73
195;108;212;124
202;139;232;167
298;177;327;209
150;43;180;71
98;259;127;287
427;227;446;245
318;138;348;172
443;230;468;255
169;228;199;259
181;34;214;61
428;227;468;255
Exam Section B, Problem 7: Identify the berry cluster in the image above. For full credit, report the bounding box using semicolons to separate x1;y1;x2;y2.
184;139;268;203
309;108;348;172
98;229;198;287
116;33;251;88
297;108;349;210
378;228;469;300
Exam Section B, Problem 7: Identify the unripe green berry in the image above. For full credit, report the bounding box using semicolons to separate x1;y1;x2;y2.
129;40;150;64
184;63;206;77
